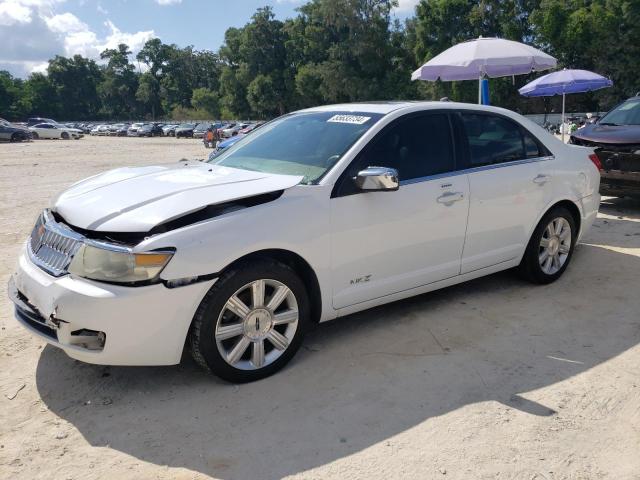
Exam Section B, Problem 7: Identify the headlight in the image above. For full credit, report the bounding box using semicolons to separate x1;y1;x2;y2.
68;243;173;284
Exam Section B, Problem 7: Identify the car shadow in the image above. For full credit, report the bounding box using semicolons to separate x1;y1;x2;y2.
35;237;640;479
587;196;640;248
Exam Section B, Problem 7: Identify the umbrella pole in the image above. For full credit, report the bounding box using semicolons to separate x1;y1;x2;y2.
478;75;482;104
561;93;565;143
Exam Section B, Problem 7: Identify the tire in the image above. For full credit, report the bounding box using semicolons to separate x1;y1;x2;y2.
10;133;20;143
190;259;310;382
31;132;39;140
518;206;577;284
61;132;70;140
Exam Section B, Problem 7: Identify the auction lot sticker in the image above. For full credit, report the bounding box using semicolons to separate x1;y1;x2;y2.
327;115;371;124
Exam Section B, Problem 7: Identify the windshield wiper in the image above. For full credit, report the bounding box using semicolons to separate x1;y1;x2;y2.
599;122;621;126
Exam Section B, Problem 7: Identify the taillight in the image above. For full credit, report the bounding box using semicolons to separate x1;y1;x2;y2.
589;153;603;171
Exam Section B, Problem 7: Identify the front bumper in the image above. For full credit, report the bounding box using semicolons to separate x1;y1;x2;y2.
600;170;640;198
9;250;214;366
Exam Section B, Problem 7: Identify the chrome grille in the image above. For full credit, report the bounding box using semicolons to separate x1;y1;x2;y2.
28;210;84;277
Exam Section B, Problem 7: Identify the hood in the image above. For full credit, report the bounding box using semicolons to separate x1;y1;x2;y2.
572;123;640;145
53;162;302;233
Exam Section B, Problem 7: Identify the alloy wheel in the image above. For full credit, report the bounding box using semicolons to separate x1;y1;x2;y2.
215;279;299;370
538;217;572;275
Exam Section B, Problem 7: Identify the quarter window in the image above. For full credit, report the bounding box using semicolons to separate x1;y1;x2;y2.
460;113;545;166
523;133;541;158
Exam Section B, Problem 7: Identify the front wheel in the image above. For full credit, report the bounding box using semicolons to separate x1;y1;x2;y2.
31;132;39;140
190;260;310;382
518;207;576;284
61;132;70;140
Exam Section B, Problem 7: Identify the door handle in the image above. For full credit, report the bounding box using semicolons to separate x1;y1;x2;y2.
437;191;464;205
533;174;551;185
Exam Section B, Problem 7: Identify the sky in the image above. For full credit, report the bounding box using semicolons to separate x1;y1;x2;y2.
0;0;420;78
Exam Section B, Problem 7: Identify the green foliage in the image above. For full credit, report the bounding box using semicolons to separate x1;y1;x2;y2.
170;105;211;120
99;44;139;118
0;71;25;118
1;0;638;121
191;87;220;117
531;0;639;110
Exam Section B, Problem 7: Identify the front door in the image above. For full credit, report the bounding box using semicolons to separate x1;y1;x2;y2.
330;112;469;309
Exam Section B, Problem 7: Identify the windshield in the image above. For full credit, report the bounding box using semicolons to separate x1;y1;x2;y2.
179;123;195;128
600;99;640;126
210;111;382;184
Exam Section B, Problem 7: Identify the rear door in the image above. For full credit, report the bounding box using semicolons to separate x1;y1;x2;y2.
455;111;554;273
330;111;469;309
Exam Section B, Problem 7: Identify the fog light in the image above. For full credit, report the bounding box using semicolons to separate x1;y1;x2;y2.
70;329;106;351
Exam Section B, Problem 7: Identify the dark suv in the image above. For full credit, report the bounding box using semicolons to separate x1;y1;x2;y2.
570;95;640;197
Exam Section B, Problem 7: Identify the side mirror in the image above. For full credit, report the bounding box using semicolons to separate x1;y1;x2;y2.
354;166;399;192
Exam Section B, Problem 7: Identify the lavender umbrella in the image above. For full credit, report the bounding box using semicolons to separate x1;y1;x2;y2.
411;37;557;103
519;69;613;141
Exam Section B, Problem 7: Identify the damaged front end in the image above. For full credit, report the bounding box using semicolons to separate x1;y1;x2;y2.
571;137;640;197
8;277;106;351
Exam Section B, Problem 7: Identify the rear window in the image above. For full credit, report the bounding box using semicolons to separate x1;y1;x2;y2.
460;113;546;166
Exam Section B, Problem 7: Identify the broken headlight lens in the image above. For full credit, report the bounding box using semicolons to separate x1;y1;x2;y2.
68;244;173;284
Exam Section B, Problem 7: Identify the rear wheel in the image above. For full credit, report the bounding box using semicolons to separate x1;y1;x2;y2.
190;259;310;382
518;206;576;284
31;132;39;140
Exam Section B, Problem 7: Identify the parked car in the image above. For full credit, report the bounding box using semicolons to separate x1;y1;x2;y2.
162;124;179;136
193;123;212;138
137;123;164;137
27;117;58;127
222;123;248;138
8;102;600;383
107;124;130;136
239;122;263;135
90;124;109;136
107;123;129;137
127;123;145;137
175;123;196;138
570;94;640;197
29;123;83;140
0;118;32;142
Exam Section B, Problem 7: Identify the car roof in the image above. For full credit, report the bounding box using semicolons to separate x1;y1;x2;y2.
299;101;523;117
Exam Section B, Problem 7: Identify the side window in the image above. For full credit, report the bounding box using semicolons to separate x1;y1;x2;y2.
461;113;525;166
358;113;454;179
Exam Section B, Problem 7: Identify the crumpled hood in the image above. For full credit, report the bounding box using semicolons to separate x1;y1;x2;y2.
53;162;302;232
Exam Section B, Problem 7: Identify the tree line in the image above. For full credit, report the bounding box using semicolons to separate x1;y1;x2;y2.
1;0;638;122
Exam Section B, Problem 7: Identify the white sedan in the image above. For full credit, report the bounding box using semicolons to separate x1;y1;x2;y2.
9;102;600;382
29;123;83;140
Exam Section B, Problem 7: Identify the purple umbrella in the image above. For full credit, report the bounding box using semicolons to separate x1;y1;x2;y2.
412;37;557;103
519;69;613;141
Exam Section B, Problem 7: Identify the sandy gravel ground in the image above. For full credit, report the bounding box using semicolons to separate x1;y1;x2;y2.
0;136;639;480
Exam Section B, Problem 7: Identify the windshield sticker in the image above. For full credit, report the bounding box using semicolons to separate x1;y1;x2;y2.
327;115;371;125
